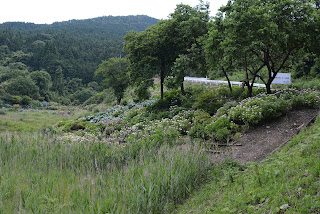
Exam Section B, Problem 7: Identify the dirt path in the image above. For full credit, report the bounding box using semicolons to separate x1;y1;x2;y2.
210;108;319;163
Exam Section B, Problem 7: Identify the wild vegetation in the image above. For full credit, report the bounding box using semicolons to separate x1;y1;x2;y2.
0;15;158;106
177;115;320;213
0;0;320;213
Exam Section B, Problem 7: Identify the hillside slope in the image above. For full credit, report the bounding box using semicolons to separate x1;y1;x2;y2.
0;15;158;83
177;113;320;213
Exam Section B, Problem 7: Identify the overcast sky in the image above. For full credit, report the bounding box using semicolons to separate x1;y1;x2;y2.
0;0;229;24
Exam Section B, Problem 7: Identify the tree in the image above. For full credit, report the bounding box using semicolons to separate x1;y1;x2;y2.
124;2;210;99
170;2;210;94
258;0;319;93
52;66;65;96
95;57;129;105
67;78;84;94
6;76;39;99
71;88;97;105
208;0;319;95
124;20;179;100
30;70;52;100
205;14;234;92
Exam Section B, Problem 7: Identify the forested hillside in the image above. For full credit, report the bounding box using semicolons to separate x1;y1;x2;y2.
0;15;158;104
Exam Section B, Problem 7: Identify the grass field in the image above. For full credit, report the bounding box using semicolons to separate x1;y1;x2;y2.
0;110;68;132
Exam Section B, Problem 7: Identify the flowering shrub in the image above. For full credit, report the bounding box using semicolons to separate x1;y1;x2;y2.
86;98;158;123
276;88;320;108
99;118;126;136
64;88;320;146
227;89;320;125
205;116;239;141
188;110;212;139
13;104;20;109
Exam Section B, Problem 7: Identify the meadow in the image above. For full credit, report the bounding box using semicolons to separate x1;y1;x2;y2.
0;85;319;213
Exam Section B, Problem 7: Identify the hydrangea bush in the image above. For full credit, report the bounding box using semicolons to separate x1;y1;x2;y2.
63;88;320;145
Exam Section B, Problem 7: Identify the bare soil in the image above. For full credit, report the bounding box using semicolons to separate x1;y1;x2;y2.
210;108;319;163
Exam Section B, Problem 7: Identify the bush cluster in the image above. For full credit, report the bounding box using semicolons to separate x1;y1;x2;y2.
63;88;320;146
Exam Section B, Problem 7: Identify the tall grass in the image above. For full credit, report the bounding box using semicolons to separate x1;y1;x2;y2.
0;132;211;213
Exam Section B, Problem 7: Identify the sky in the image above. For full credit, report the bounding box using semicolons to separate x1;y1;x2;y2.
0;0;229;24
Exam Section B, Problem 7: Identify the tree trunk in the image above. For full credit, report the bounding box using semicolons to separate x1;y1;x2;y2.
160;69;164;100
180;82;185;95
117;97;121;105
247;85;253;97
266;82;272;94
222;67;232;93
244;55;251;97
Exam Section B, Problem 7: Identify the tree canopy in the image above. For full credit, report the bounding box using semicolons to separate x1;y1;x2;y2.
206;0;320;96
95;57;130;105
124;2;210;99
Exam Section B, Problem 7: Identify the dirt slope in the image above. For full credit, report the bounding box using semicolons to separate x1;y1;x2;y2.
211;108;319;163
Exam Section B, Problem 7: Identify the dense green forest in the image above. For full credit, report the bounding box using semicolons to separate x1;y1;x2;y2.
0;15;158;105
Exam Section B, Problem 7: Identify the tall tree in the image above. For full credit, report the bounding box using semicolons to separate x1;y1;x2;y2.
205;14;234;92
170;2;210;94
207;0;319;96
206;0;319;96
124;20;179;99
124;2;210;99
95;57;129;105
206;0;266;97
53;66;65;96
258;0;319;93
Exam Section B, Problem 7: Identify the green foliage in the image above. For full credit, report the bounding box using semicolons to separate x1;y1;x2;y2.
146;89;193;114
205;117;239;142
0;16;158;83
188;110;212;139
0;16;158;105
21;95;32;106
194;90;225;115
124;2;210;99
133;80;152;102
228;89;320;125
70;88;97;105
61;120;88;132
6;76;39;99
82;90;111;106
206;0;319;94
30;70;52;100
0;66;29;82
292;78;320;90
193;86;250;115
66;78;84;94
52;66;64;96
11;95;22;104
95;57;129;105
